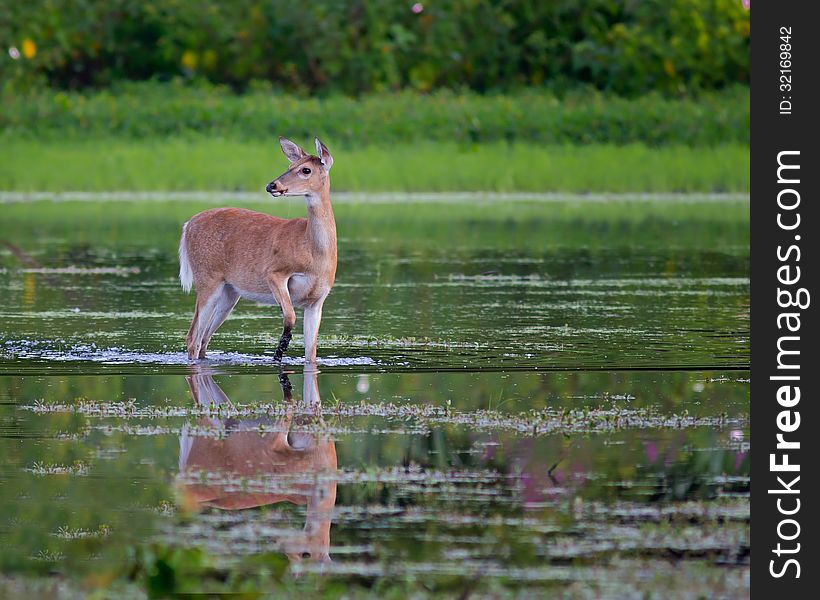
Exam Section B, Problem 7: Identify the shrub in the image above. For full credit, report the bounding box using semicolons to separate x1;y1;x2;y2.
0;0;749;96
0;83;750;146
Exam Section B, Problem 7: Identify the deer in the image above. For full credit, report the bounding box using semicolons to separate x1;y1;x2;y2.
178;369;337;563
179;137;336;364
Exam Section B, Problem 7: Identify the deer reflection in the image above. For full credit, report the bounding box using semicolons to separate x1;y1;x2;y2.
178;369;336;563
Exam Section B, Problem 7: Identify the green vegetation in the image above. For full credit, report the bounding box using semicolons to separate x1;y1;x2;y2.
1;0;750;193
0;139;749;193
0;84;750;193
1;84;749;145
0;79;750;194
3;0;748;96
0;82;750;192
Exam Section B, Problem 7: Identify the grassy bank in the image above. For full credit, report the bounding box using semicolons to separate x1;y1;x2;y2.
1;85;749;192
1;84;749;146
0;139;749;193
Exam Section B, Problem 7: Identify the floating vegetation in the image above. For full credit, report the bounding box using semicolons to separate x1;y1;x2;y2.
24;461;89;476
542;522;749;561
25;397;747;438
80;421;429;438
30;550;65;562
321;334;487;350
579;499;750;523
13;266;141;276
53;525;111;540
177;465;505;492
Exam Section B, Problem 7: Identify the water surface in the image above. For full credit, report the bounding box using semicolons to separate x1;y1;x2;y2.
0;198;749;596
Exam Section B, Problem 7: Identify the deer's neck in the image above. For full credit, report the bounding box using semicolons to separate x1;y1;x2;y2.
305;187;337;257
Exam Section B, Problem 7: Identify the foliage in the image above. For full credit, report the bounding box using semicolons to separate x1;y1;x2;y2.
572;0;751;95
124;544;289;597
0;0;749;96
0;83;750;146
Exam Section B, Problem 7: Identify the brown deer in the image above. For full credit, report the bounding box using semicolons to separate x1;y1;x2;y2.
178;369;337;563
179;137;336;364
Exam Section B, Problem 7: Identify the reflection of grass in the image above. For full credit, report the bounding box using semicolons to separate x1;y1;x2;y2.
0;198;750;255
0;139;749;193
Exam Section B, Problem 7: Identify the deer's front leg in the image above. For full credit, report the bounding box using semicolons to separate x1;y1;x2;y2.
303;300;325;365
267;276;296;362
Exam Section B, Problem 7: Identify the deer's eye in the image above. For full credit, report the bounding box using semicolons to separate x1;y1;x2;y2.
301;167;312;175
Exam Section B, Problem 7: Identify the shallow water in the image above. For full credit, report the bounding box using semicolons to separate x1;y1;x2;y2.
0;199;749;595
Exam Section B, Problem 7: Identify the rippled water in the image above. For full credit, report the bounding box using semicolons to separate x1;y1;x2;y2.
0;199;749;596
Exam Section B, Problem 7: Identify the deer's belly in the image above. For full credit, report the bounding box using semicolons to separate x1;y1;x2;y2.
234;286;278;306
230;275;325;308
288;274;326;308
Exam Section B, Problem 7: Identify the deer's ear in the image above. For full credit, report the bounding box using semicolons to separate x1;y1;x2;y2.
279;137;307;163
315;137;333;172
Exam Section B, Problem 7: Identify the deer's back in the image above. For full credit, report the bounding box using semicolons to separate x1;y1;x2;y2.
184;207;310;290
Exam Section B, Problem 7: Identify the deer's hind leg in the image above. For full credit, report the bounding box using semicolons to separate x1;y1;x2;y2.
187;280;229;360
186;307;205;361
198;284;240;358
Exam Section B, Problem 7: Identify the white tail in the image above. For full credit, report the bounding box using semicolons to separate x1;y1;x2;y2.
179;137;337;363
178;221;193;293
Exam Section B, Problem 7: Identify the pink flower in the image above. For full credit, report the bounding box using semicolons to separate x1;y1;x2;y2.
644;441;659;463
412;3;424;14
742;0;750;9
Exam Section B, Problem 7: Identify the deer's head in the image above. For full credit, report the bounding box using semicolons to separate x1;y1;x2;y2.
267;137;334;204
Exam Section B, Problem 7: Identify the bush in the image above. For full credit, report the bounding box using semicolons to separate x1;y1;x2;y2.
0;83;750;146
0;0;749;96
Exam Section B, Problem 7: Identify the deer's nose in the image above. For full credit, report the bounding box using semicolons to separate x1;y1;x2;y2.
266;181;277;193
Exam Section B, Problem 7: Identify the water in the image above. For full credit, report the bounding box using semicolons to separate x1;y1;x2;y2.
0;198;749;596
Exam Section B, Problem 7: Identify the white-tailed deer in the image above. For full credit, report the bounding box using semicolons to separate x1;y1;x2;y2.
179;137;336;363
179;370;337;563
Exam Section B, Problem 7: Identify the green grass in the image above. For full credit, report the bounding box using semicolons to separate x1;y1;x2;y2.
1;84;749;146
1;84;750;192
0;139;749;193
